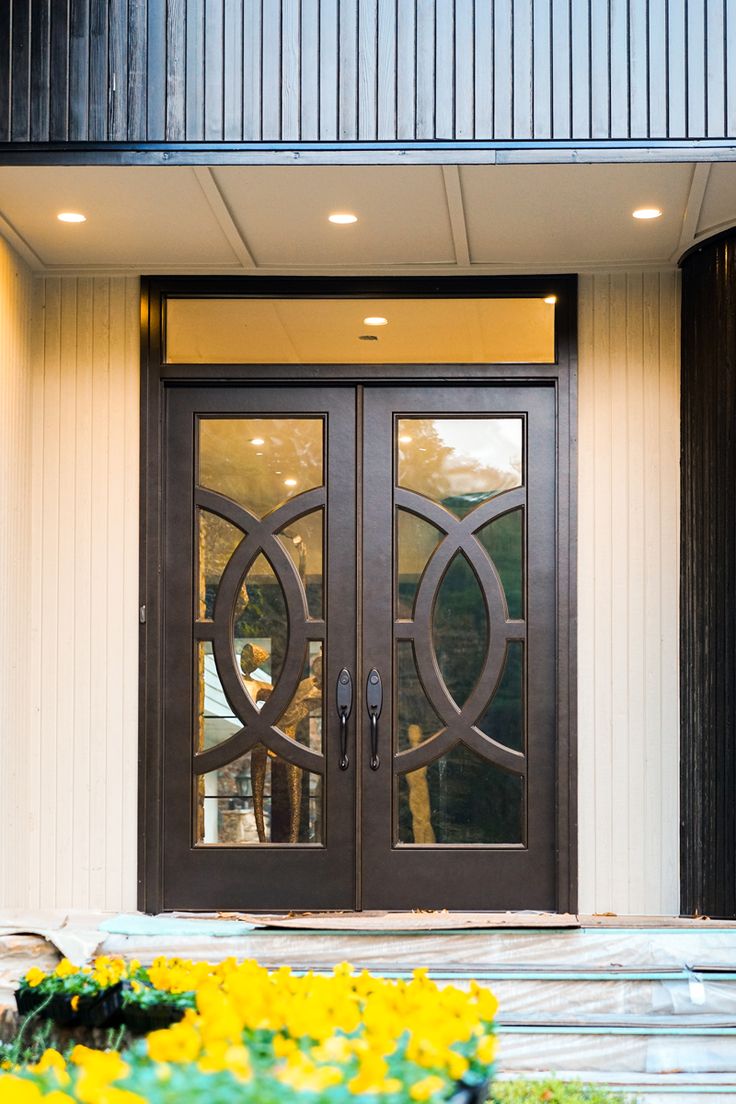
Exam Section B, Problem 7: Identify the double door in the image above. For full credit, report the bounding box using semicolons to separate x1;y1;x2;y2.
161;383;558;910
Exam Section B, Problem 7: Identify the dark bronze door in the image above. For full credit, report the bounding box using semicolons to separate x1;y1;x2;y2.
161;386;357;909
361;386;557;909
160;383;559;910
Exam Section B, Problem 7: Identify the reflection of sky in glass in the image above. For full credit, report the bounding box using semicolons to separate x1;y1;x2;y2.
398;417;523;510
430;419;522;475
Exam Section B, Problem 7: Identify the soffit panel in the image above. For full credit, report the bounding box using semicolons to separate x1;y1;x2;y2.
211;166;456;266
1;161;734;272
461;164;693;265
695;164;736;238
0;167;239;267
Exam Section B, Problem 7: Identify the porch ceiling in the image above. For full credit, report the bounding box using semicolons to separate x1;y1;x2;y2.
0;161;734;276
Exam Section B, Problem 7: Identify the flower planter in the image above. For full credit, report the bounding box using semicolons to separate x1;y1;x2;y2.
16;982;123;1028
122;1002;188;1035
15;987;48;1017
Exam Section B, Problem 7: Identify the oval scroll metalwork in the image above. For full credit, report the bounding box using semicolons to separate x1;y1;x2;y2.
194;486;325;776
394;486;527;776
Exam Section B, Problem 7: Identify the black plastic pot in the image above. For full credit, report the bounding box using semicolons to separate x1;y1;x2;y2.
449;1077;492;1104
15;988;48;1017
16;983;123;1028
122;1002;188;1035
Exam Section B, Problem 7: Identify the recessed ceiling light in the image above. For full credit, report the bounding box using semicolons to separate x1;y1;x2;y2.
399;435;413;444
57;212;86;223
632;207;662;220
328;213;358;225
363;316;388;326
250;437;265;446
255;452;263;456
544;296;557;305
284;478;298;487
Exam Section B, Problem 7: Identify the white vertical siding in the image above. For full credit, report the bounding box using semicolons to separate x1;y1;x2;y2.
25;277;140;913
1;263;680;914
0;239;33;909
577;272;681;915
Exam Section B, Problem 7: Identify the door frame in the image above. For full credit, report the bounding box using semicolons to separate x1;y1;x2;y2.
138;274;578;914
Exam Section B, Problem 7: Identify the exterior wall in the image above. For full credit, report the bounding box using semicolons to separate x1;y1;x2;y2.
25;277;140;912
578;272;681;915
1;0;735;154
0;238;34;909
0;263;680;914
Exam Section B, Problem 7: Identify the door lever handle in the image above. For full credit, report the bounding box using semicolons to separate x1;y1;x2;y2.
366;668;383;770
336;668;353;770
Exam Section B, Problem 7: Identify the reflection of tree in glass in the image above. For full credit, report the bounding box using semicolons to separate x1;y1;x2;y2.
200;419;323;519
201;513;243;619
399;420;519;514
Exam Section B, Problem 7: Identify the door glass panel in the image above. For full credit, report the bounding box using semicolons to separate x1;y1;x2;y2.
235;554;287;699
432;552;488;709
277;509;324;620
197;641;242;751
275;642;324;753
396;640;444;752
396;510;444;619
199;417;323;517
398;418;522;516
397;745;524;845
477;641;524;751
477;509;524;619
198;511;244;619
197;747;323;845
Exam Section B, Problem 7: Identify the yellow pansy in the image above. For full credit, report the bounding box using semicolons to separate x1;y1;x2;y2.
53;959;78;980
24;968;46;989
410;1074;447;1101
145;1020;202;1064
0;1075;43;1102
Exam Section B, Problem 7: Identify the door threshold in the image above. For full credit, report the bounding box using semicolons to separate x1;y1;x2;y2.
171;910;581;931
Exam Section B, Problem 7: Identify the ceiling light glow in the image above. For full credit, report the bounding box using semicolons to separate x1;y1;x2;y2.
544;296;557;305
363;316;388;326
632;207;662;220
57;212;87;223
328;213;358;224
399;435;413;444
284;478;298;487
250;437;265;446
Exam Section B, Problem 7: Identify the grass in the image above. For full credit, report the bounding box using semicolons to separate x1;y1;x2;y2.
491;1080;634;1103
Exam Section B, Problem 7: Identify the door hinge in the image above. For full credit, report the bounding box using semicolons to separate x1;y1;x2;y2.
139;604;147;624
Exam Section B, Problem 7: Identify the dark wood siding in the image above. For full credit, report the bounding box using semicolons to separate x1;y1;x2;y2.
680;228;736;920
1;0;735;148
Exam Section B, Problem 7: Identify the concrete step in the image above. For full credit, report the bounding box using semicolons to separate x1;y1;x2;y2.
498;1027;736;1074
99;926;736;970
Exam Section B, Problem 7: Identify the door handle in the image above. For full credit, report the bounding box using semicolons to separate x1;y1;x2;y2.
366;668;383;770
336;668;353;770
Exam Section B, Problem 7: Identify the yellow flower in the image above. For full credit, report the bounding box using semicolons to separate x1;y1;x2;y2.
410;1074;447;1101
27;1050;68;1085
54;959;78;980
0;1075;43;1102
70;996;80;1012
145;1021;201;1064
24;968;46;989
475;1034;498;1065
198;1044;252;1082
347;1050;391;1095
44;1093;76;1104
